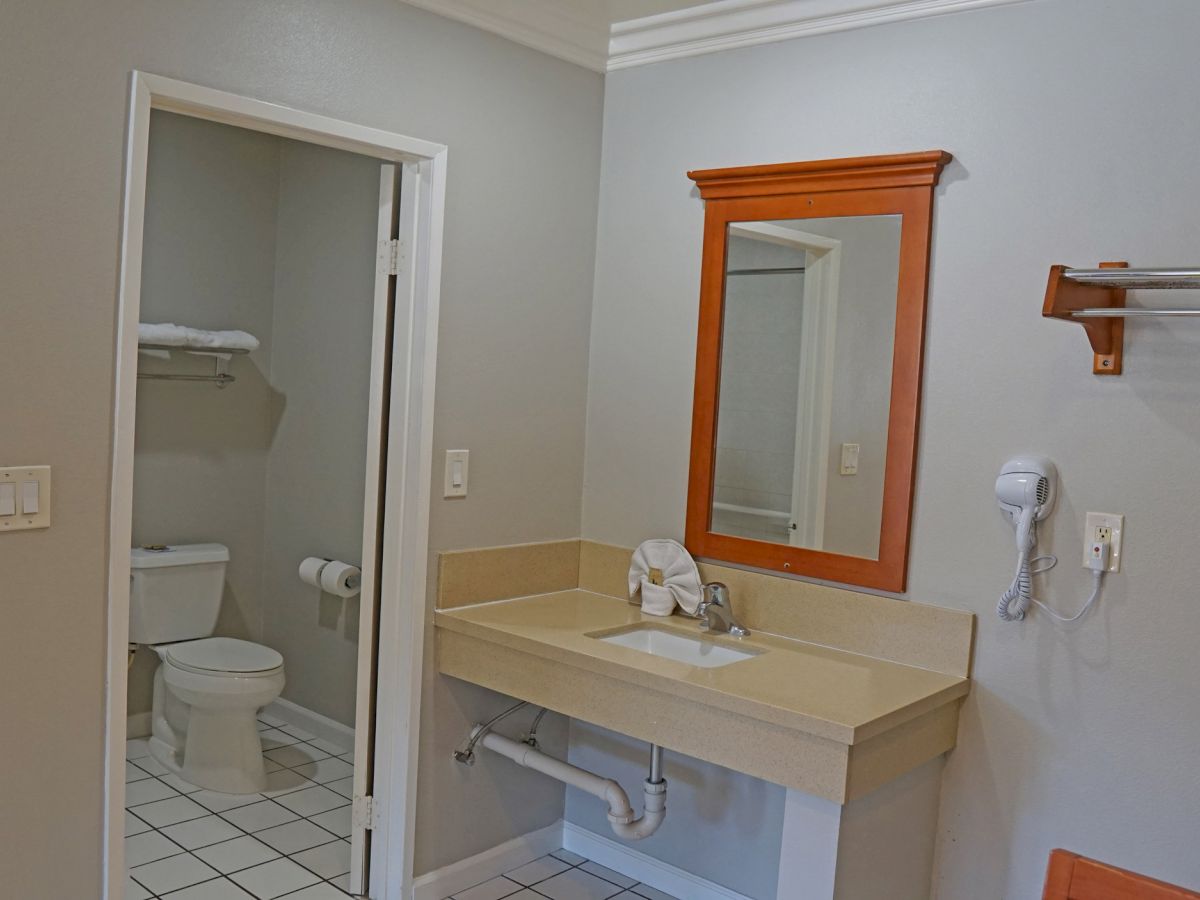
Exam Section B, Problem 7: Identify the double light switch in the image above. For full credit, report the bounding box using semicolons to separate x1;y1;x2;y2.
0;466;51;531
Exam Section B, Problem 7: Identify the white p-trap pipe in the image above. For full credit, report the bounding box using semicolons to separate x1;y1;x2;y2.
475;729;667;840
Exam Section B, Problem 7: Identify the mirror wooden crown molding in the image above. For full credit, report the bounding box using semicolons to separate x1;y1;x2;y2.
685;150;952;593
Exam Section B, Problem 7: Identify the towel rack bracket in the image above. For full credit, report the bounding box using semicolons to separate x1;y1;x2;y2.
1044;262;1200;374
1043;262;1128;375
137;343;247;388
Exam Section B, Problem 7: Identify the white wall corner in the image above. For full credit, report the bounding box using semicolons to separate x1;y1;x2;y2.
399;0;610;71
607;0;1035;71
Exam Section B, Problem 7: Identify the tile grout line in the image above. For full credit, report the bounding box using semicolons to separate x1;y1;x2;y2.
447;850;663;900
126;718;357;898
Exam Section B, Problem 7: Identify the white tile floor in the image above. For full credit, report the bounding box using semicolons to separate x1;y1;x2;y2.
443;850;677;900
125;715;355;899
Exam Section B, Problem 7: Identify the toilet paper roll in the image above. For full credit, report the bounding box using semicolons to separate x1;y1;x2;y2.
319;560;361;598
298;556;330;589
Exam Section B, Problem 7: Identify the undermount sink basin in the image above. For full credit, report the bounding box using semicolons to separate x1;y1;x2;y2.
591;625;759;668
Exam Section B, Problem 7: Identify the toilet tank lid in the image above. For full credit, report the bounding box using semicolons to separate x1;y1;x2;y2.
131;543;230;569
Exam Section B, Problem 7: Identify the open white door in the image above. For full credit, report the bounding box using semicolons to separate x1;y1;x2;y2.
107;73;446;900
788;233;840;550
348;163;401;896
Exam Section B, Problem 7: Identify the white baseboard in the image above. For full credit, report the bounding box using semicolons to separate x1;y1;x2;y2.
562;822;753;900
130;700;351;748
264;697;355;749
412;821;563;900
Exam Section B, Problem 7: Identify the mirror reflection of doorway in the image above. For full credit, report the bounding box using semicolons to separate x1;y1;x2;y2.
712;215;901;561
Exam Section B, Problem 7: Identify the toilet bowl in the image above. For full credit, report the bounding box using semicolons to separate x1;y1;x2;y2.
148;637;285;794
131;544;286;794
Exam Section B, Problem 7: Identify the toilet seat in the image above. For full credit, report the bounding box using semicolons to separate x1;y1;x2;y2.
164;637;283;677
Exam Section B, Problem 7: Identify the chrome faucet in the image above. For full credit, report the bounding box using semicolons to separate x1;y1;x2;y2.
696;582;749;637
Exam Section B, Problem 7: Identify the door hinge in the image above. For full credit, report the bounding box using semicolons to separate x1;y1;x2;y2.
353;794;377;830
379;239;405;276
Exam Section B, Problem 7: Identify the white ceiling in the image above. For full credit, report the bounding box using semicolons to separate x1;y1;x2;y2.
400;0;1032;72
603;1;722;24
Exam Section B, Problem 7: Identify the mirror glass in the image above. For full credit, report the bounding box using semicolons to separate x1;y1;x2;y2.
710;215;902;560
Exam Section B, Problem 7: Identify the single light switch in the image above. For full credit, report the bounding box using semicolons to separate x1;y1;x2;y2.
443;450;469;498
840;443;861;476
21;481;39;515
0;466;50;531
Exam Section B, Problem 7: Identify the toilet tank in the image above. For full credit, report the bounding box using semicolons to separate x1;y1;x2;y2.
129;543;230;644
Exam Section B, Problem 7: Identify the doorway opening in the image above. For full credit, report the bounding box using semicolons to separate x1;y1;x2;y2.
107;73;446;900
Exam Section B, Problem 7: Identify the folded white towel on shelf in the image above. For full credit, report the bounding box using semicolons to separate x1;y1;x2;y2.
138;322;260;352
628;539;703;618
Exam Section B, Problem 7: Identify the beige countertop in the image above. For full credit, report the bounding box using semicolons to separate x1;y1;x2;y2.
436;589;967;752
434;543;973;802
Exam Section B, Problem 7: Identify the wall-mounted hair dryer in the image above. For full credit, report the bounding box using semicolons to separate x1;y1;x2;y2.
996;456;1057;620
995;456;1107;622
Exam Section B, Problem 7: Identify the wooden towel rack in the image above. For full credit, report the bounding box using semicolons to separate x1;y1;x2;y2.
1043;261;1200;374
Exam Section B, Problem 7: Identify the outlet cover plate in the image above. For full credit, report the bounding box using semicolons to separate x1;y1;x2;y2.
1083;511;1123;572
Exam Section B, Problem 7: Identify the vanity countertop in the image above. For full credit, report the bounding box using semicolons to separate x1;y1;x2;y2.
436;589;966;745
435;587;970;801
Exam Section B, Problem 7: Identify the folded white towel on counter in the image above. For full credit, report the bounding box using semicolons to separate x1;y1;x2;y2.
138;322;260;352
628;539;703;618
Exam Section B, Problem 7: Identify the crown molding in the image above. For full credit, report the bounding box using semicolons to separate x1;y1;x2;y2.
608;0;1033;71
401;0;610;72
398;0;1034;74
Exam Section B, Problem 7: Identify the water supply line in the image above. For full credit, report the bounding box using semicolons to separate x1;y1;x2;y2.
452;700;529;765
467;726;667;841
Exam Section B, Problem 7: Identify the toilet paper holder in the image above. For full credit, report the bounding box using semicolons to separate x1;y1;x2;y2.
298;556;362;598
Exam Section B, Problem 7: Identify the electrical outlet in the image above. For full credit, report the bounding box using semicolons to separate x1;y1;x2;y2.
1082;512;1123;572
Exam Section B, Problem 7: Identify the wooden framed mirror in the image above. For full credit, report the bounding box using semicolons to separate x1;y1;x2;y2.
685;151;951;592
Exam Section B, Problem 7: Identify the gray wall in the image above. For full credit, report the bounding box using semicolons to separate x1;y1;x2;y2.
259;139;380;728
131;111;281;715
580;1;1200;897
0;1;602;894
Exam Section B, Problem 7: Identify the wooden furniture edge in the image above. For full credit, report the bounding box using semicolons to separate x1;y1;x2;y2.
1042;261;1128;374
688;150;953;199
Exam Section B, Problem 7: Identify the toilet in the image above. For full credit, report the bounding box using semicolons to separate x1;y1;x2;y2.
130;543;285;794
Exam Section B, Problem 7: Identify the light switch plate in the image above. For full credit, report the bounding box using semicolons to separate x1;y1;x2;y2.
0;466;51;531
839;443;860;476
443;450;469;498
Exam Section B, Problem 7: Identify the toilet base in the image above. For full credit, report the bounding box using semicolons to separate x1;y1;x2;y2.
148;726;267;795
150;657;283;794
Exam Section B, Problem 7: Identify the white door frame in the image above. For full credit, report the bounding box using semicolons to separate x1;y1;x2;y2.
727;222;840;549
106;72;447;900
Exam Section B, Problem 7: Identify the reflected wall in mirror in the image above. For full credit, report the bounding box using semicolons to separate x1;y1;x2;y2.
686;152;951;592
712;216;901;560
